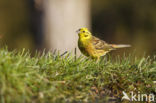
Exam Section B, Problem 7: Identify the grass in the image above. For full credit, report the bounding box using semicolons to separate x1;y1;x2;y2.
0;48;156;103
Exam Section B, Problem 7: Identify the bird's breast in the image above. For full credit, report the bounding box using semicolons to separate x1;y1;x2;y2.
78;39;94;57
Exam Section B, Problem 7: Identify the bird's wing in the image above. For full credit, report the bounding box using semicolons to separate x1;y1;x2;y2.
92;36;114;51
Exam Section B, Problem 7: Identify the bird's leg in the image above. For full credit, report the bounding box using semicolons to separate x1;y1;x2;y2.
96;57;100;63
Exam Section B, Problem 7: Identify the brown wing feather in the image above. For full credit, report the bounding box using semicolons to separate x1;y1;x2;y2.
92;36;114;51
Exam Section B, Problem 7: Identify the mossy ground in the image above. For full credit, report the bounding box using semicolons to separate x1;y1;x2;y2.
0;48;156;103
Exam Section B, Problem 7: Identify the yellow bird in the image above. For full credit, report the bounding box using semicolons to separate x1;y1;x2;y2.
77;28;131;60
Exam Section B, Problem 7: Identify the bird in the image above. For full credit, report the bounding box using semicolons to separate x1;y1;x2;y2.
77;27;131;60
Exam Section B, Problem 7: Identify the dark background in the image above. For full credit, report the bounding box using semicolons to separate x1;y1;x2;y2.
0;0;156;55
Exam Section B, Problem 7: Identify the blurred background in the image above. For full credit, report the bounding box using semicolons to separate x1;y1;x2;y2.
0;0;156;56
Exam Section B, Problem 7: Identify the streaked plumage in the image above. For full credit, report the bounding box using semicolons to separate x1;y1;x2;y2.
77;28;131;60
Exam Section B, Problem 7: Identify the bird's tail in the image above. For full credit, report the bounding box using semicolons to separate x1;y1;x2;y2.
111;44;131;49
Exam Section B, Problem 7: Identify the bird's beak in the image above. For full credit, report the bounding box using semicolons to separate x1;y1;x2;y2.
76;29;80;34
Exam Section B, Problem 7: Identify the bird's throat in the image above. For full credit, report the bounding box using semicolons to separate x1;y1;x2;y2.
79;38;91;47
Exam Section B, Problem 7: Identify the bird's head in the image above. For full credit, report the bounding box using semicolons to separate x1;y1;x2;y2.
76;28;92;40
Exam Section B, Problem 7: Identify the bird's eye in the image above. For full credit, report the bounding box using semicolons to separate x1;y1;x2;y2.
82;31;85;33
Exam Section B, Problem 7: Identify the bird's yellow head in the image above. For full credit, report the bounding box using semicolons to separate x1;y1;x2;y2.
76;28;92;41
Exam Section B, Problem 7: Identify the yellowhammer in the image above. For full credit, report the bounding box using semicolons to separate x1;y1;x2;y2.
77;28;131;60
